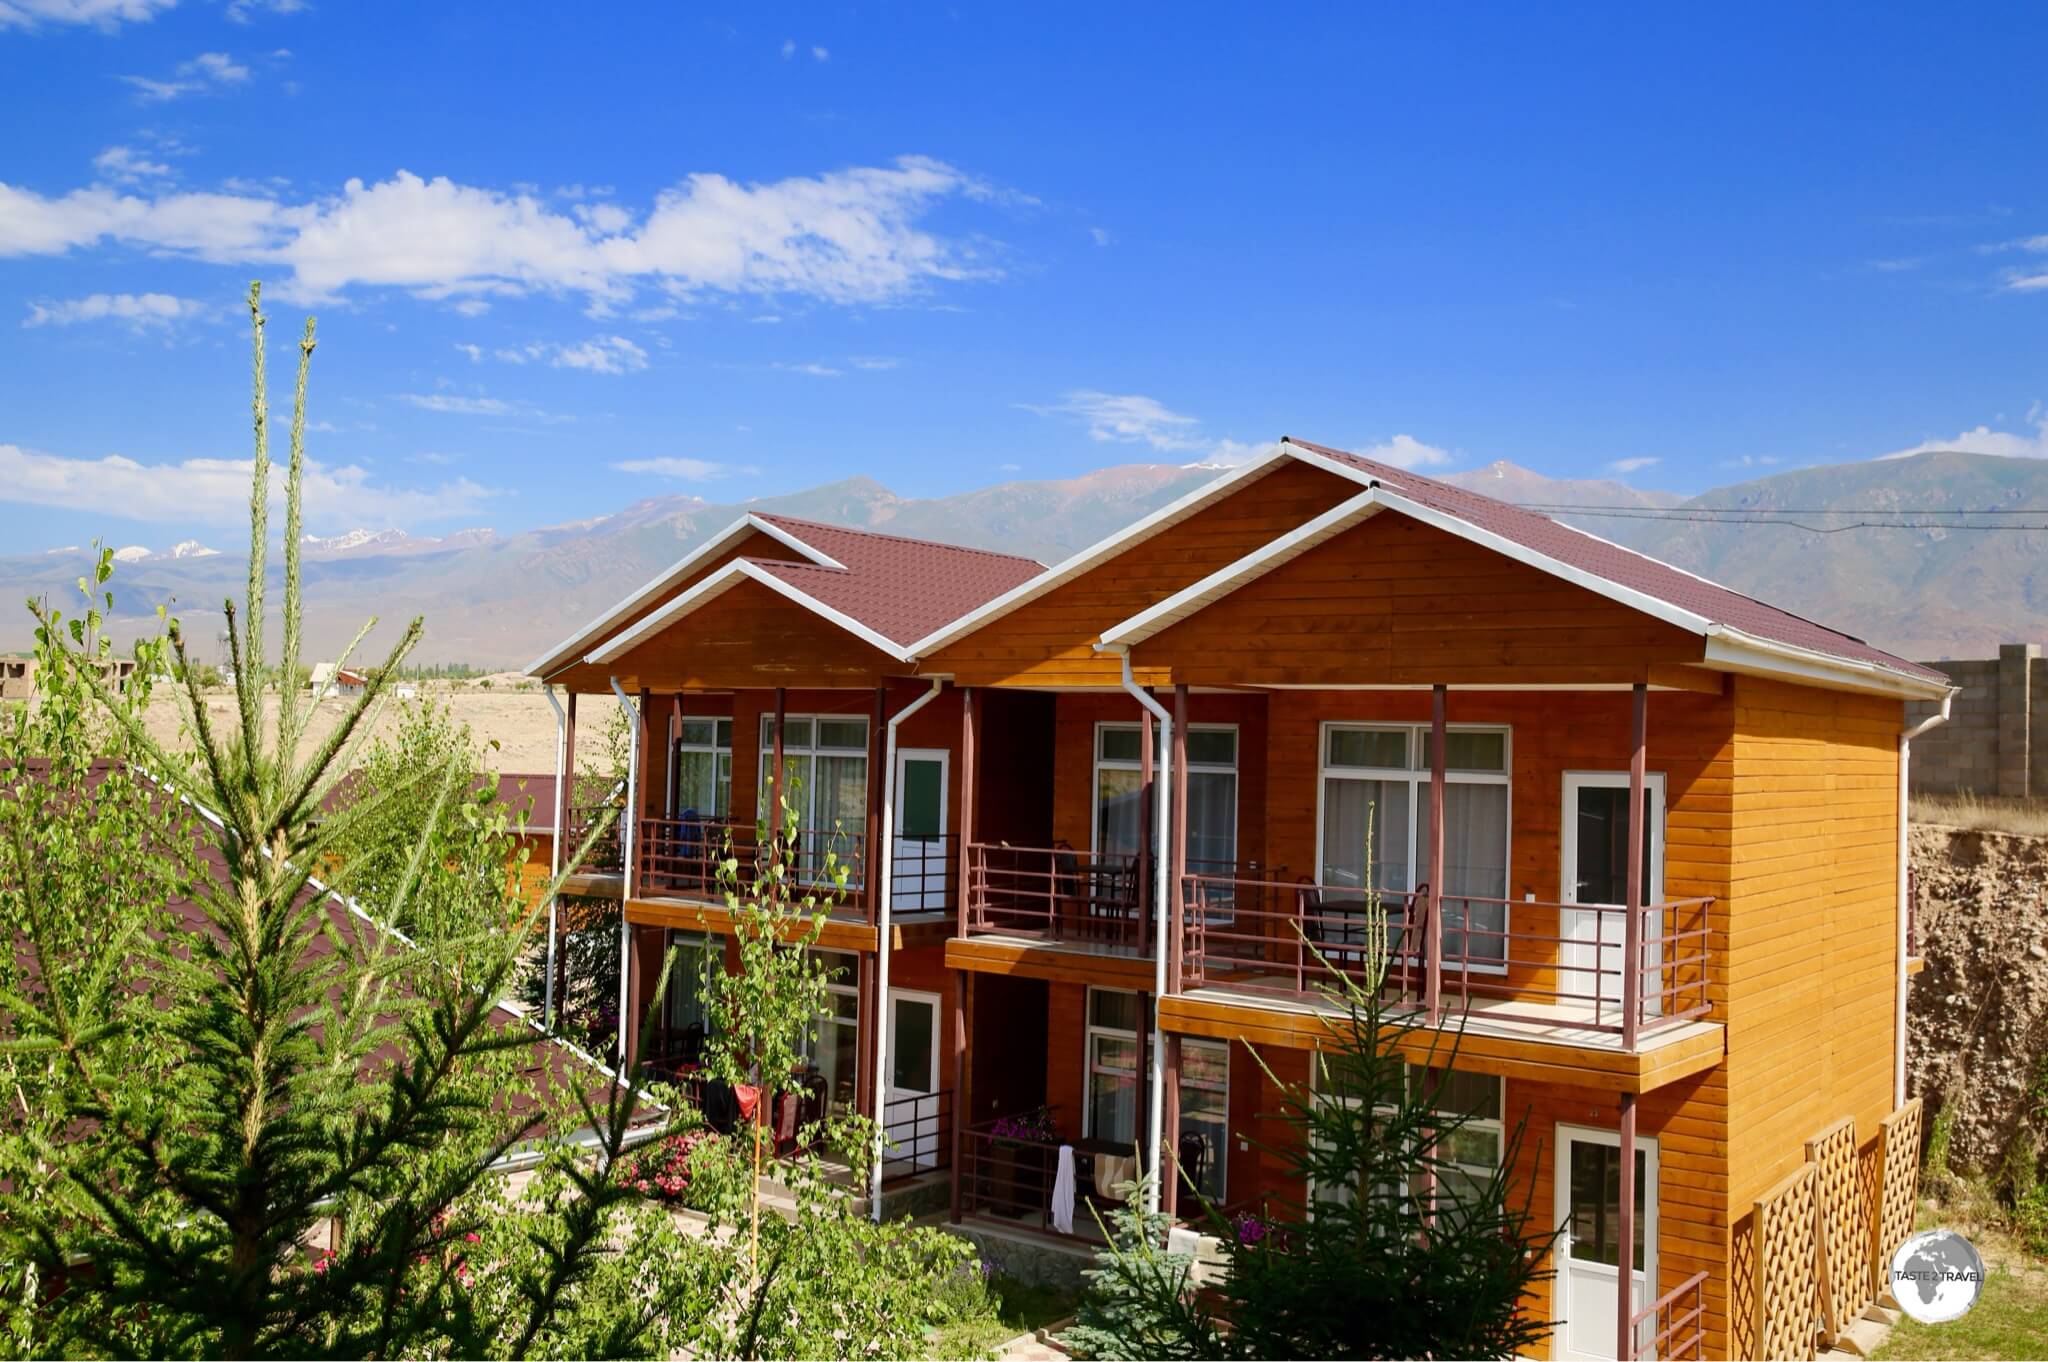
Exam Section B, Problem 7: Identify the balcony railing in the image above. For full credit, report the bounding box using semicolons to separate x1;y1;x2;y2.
887;832;959;914
1177;873;1714;1048
636;815;869;912
879;1087;953;1183
964;842;1144;947
563;803;625;875
1630;1269;1707;1361
957;1106;1130;1238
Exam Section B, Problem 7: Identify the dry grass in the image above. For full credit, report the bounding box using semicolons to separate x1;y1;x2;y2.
1912;791;2048;839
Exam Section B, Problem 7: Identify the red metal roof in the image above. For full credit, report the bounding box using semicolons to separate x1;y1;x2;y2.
746;514;1044;650
1286;437;1949;687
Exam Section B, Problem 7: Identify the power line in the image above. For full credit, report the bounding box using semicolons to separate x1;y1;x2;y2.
1511;503;2048;534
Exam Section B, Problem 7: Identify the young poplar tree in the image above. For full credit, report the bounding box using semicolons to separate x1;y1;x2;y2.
0;285;664;1359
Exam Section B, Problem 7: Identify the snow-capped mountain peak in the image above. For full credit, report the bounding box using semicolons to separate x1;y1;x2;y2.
112;545;152;563
166;540;220;559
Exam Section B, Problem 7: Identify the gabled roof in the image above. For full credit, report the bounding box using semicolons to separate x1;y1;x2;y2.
543;513;1043;674
1096;437;1952;699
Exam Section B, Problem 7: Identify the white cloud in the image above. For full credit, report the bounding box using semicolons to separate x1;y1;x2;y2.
1881;405;2048;459
1025;389;1206;451
1719;453;1782;470
399;393;514;417
0;157;998;309
122;50;251;101
1195;439;1278;469
1089;226;1114;247
778;361;842;377
811;44;828;61
24;291;209;329
453;342;482;362
0;0;174;29
847;355;899;371
2008;271;2048;293
780;38;795;58
0;442;499;529
486;335;647;374
93;145;173;184
225;0;306;21
1351;433;1454;469
611;457;748;480
1605;456;1661;475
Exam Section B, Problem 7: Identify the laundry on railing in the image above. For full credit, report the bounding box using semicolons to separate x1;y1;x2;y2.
1051;1144;1077;1235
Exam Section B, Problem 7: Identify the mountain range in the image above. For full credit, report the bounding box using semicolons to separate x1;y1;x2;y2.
0;451;2035;669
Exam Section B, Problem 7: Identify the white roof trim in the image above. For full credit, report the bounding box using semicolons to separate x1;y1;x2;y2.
525;514;837;677
584;559;914;667
901;446;1297;657
1702;630;1955;701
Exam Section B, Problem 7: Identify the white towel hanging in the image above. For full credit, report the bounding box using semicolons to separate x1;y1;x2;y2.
1051;1144;1077;1235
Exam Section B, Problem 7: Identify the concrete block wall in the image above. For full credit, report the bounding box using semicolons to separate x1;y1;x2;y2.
1908;645;2046;796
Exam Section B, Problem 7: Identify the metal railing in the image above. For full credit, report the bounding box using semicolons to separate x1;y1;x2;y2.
636;816;868;911
563;802;625;875
888;832;959;913
1629;1269;1707;1361
964;842;1143;946
1176;874;1714;1048
879;1088;953;1183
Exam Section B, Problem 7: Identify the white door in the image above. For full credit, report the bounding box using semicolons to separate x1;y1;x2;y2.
885;988;942;1169
1555;1124;1659;1362
893;749;950;913
1560;773;1665;1025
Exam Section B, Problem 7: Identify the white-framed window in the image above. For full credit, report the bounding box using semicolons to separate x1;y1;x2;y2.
663;930;721;1033
805;948;861;1114
1092;722;1238;873
1309;1059;1504;1212
1177;1038;1228;1202
1316;723;1511;967
1082;987;1142;1147
759;714;869;847
671;717;732;817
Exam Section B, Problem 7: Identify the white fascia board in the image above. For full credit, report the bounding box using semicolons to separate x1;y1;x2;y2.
1098;489;1388;647
525;514;835;677
901;446;1296;657
584;560;913;668
1701;631;1956;702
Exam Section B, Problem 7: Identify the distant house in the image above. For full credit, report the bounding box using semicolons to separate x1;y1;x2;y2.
310;663;368;699
0;657;34;702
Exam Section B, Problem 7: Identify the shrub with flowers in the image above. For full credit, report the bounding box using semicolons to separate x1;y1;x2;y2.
618;1127;719;1202
988;1104;1058;1145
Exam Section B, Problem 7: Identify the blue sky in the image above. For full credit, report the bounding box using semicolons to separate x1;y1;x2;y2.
2;1;2045;552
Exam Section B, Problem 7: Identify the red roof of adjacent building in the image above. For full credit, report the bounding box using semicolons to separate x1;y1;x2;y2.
1288;437;1950;688
744;514;1044;650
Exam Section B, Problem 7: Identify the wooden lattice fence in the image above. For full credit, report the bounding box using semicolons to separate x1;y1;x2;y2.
1871;1098;1923;1299
1805;1118;1876;1344
1753;1162;1820;1361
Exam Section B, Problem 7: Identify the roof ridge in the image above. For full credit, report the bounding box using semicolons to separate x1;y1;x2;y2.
753;512;1045;569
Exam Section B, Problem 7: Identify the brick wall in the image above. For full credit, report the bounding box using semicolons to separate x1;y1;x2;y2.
1907;644;2045;796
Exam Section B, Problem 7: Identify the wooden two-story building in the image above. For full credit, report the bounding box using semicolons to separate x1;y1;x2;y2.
527;440;1952;1361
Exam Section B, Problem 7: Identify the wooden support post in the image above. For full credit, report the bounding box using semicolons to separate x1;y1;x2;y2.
624;924;645;1074
1162;1031;1183;1219
1135;990;1151;1165
1624;682;1647;1052
958;687;977;939
949;968;970;1223
556;690;577;1022
855;951;875;1119
1139;694;1155;950
770;687;787;840
636;687;654;899
1618;1091;1638;1361
1426;684;1447;1024
868;685;886;923
669;693;684;815
1172;684;1189;993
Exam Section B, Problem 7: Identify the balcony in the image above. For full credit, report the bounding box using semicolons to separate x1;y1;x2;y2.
962;842;1146;950
1174;873;1714;1053
631;817;958;924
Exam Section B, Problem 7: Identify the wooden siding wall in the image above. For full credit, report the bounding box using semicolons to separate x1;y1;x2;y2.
548;529;807;692
921;460;1359;688
1722;677;1902;1359
608;580;906;693
1130;513;1707;688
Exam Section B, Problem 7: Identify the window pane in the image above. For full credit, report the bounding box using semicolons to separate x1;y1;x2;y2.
716;719;733;747
1412;1066;1501;1121
1090;1070;1138;1145
1096;768;1144;859
1092;1036;1139;1075
1186;771;1236;874
1182;1039;1229;1089
1320;777;1412;894
1422;729;1508;773
1417;782;1509;962
814;949;857;988
815;755;867;834
1186;728;1237;766
678;718;717;747
1099;725;1142;763
1440;1126;1501;1171
891;999;935;1091
900;758;943;838
818;718;867;751
1089;988;1141;1032
1327;727;1408;769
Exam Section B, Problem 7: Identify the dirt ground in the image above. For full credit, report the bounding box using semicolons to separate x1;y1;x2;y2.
139;674;622;778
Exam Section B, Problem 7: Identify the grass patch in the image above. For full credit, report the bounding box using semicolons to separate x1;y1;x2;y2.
1912;792;2048;838
1872;1207;2048;1360
926;1273;1081;1360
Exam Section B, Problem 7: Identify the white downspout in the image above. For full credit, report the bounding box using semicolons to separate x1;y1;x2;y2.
1897;689;1953;1108
871;677;946;1222
543;684;567;1030
1114;648;1173;1217
609;677;641;1067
